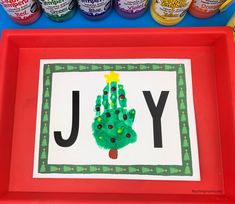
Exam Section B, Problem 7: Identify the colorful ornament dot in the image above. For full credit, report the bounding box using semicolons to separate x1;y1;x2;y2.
108;125;113;129
126;133;131;138
106;112;111;117
110;138;116;143
120;94;125;99
117;128;123;134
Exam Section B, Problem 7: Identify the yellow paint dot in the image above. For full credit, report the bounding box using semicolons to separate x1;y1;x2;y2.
117;128;123;134
97;117;102;122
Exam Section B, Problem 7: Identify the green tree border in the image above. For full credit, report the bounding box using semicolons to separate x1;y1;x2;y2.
38;63;192;176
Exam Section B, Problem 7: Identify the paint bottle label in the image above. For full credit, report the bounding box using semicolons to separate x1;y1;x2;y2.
189;0;226;18
116;0;147;13
0;0;41;24
39;0;76;20
79;0;112;16
151;0;192;25
191;0;225;12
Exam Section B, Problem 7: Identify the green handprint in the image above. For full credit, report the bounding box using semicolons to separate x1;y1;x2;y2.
92;71;137;159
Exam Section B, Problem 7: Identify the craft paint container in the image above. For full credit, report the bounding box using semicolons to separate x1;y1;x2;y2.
0;0;41;24
38;0;77;22
78;0;112;20
189;0;226;18
115;0;149;18
150;0;192;26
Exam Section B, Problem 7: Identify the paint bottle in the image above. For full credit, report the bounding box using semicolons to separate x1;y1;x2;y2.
115;0;149;18
189;0;226;18
38;0;77;22
0;0;41;25
78;0;112;20
151;0;193;26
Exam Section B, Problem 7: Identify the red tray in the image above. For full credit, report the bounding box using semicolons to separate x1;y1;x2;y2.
0;27;235;203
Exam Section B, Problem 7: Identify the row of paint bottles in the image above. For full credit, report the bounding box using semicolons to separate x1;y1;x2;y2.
0;0;148;24
0;0;232;24
150;0;233;26
0;0;76;24
76;0;149;20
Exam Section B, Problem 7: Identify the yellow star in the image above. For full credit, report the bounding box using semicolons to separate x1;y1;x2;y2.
104;71;120;84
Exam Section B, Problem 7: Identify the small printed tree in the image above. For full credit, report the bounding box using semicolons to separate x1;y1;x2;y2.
92;71;137;159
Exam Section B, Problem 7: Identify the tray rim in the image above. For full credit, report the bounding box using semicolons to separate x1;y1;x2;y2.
0;27;235;203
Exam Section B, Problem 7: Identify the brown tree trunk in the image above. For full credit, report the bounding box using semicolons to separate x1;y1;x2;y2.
109;149;118;159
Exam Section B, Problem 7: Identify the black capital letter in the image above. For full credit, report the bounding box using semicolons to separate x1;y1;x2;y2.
54;91;80;147
143;91;169;148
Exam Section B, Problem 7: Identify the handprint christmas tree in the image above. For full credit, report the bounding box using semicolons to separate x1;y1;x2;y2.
92;71;137;159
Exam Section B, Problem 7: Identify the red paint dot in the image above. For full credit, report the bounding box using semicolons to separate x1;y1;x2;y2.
123;114;128;120
106;112;111;117
110;138;116;143
108;125;113;129
126;133;131;138
120;95;125;99
97;124;102;129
